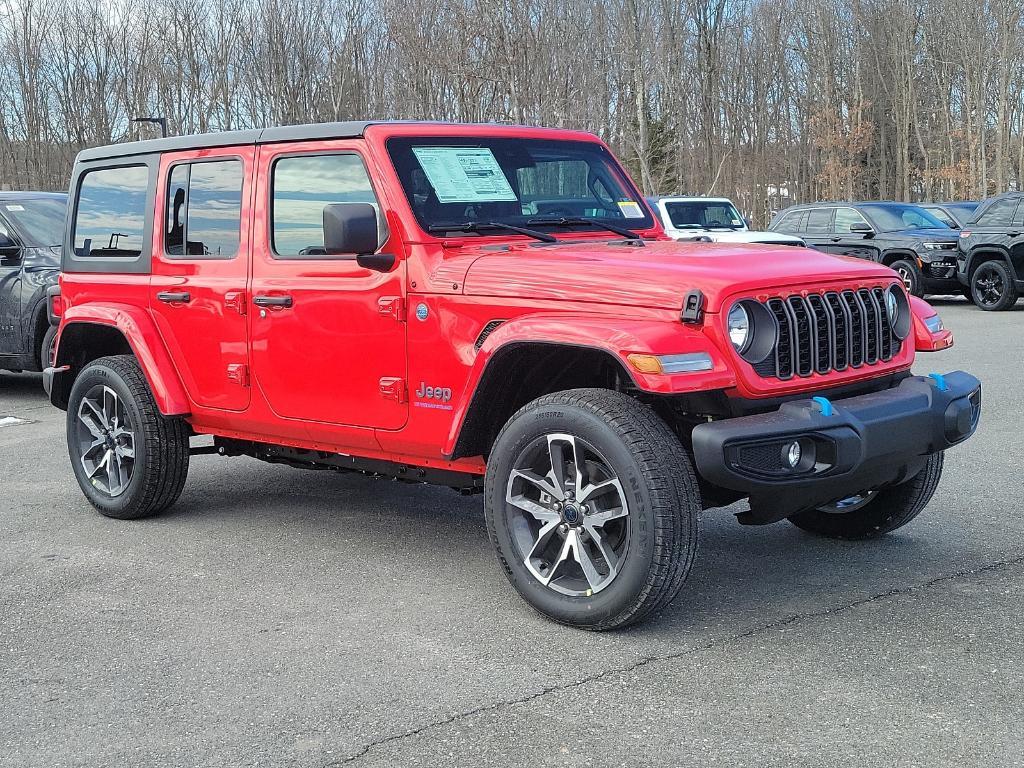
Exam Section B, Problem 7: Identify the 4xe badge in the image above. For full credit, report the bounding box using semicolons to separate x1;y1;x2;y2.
414;381;453;411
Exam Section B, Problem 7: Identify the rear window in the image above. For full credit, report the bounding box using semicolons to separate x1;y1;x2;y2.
975;197;1019;227
74;166;149;258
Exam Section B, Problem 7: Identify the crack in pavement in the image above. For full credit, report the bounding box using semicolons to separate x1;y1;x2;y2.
330;553;1024;765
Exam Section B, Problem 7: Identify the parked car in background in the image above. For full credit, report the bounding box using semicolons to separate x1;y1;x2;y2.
768;201;961;298
0;192;66;373
647;196;804;246
920;201;979;229
956;191;1024;311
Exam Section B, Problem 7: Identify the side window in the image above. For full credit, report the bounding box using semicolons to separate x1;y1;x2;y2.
976;197;1018;227
73;165;149;258
805;207;834;234
271;153;382;258
1011;200;1024;227
164;159;243;258
775;209;808;233
924;207;955;227
834;207;869;233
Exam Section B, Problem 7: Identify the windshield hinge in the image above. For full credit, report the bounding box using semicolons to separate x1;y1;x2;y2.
681;290;705;323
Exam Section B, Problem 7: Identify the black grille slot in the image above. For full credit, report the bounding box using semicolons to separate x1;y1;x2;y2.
474;319;506;350
751;287;902;380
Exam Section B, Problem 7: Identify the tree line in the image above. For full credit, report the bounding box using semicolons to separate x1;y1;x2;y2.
2;0;1023;225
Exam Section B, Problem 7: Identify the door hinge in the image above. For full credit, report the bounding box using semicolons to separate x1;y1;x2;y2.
379;376;406;403
378;296;406;322
227;363;249;387
225;290;247;315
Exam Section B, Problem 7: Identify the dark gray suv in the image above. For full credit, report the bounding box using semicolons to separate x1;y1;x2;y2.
768;202;960;298
0;192;67;373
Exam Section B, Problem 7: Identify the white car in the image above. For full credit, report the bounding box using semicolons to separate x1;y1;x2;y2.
648;196;805;246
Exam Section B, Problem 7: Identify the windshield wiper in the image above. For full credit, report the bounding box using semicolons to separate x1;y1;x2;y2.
527;216;641;241
427;221;556;243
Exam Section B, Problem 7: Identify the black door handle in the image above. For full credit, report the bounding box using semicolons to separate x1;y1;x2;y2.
253;294;293;308
156;291;191;303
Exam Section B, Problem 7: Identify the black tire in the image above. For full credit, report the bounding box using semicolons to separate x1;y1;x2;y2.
40;325;57;371
971;260;1019;311
890;258;923;297
788;452;943;539
484;389;700;630
66;355;189;519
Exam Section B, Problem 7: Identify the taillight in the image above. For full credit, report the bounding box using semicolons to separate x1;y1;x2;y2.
51;293;64;317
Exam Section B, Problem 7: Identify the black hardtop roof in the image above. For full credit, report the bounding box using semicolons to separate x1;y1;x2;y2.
74;120;585;163
0;190;67;200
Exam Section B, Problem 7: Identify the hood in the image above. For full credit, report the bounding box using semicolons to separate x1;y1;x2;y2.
670;229;804;245
460;240;897;312
886;227;958;242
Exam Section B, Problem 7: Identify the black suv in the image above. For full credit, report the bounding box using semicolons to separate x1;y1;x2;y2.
768;202;960;297
0;192;67;373
956;192;1024;311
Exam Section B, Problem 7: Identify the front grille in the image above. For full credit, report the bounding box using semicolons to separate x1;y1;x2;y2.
752;287;902;380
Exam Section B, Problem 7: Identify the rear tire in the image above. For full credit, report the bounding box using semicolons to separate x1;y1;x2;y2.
66;355;189;519
484;389;700;630
788;453;943;539
971;260;1019;311
40;325;57;371
891;258;923;297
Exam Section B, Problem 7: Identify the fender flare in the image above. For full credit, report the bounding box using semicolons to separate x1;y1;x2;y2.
443;313;734;457
880;248;919;267
53;303;190;416
965;246;1017;281
909;295;953;351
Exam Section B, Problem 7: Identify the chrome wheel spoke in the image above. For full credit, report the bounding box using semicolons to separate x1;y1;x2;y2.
540;529;575;585
77;398;105;439
547;433;587;497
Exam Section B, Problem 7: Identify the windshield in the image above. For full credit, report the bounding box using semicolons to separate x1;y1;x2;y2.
859;203;948;231
386;136;654;237
0;197;66;247
663;200;744;230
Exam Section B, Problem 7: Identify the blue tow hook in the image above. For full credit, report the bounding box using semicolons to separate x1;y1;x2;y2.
927;372;949;392
811;396;834;417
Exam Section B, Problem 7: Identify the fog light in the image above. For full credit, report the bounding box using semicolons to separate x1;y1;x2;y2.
784;441;802;469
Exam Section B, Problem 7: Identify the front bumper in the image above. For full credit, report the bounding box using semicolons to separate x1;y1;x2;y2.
691;371;981;523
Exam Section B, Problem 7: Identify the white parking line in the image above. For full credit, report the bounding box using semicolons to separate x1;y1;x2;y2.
0;416;32;427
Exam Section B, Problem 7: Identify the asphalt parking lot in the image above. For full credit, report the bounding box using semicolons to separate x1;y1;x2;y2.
2;299;1022;767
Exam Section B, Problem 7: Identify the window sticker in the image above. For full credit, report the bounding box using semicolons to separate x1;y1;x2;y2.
5;204;25;212
617;200;645;219
412;147;518;203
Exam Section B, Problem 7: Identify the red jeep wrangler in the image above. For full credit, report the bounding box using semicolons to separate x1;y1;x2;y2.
46;122;981;629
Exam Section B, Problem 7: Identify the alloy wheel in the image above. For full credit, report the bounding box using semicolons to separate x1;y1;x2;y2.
817;491;878;514
974;264;1005;308
74;385;136;497
895;264;915;293
505;433;629;597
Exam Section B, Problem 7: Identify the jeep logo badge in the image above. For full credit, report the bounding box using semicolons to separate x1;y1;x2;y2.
415;382;452;403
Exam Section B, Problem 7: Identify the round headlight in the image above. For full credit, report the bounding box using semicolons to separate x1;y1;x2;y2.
885;288;899;323
727;303;751;352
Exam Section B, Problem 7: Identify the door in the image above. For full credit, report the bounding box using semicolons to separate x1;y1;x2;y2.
248;142;408;430
827;206;879;261
801;207;835;251
0;214;23;357
150;149;253;411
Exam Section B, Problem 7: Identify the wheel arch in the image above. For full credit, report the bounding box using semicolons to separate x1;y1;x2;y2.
444;314;733;461
49;303;190;416
880;249;918;267
966;247;1016;280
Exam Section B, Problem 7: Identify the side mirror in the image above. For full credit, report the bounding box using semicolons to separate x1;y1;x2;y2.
849;221;874;237
323;202;381;256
